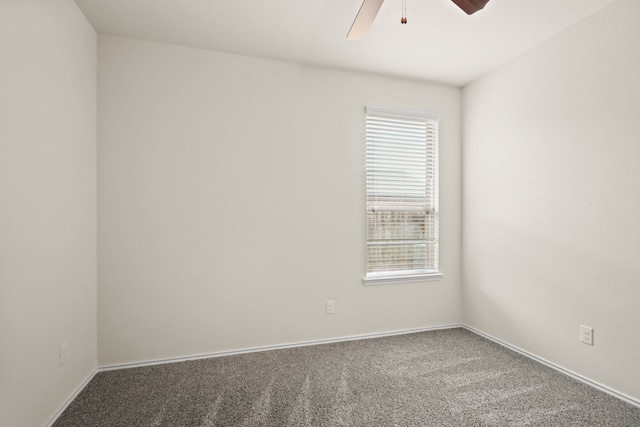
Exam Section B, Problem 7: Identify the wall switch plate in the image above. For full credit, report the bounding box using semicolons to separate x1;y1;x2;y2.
326;300;335;314
60;343;68;366
580;325;593;345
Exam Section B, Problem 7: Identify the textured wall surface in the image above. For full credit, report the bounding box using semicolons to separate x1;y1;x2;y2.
0;1;97;426
463;0;640;402
97;35;462;366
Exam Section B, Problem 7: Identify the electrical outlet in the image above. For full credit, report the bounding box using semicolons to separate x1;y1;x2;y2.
580;325;593;346
326;300;335;314
60;343;68;366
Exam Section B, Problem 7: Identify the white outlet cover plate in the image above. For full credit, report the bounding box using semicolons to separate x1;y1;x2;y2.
326;300;335;314
580;325;593;345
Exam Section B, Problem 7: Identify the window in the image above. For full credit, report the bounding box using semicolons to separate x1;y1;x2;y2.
364;105;442;285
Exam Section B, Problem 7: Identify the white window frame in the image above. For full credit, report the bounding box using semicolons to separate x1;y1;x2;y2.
363;105;443;285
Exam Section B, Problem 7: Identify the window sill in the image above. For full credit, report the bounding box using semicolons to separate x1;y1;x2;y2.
363;272;443;286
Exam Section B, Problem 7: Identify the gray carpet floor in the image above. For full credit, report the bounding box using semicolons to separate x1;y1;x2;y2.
53;328;640;426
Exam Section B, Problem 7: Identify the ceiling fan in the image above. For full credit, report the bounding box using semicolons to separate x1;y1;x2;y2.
347;0;490;40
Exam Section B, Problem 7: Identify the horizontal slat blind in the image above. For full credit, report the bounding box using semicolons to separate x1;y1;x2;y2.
365;106;439;278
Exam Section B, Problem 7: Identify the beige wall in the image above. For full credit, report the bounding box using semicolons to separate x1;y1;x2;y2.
97;35;463;366
0;1;97;426
462;0;640;401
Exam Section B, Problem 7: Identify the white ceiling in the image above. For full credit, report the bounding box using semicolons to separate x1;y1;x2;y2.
74;0;617;86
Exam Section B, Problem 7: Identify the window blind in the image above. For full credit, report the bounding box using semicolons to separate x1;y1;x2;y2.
365;105;440;282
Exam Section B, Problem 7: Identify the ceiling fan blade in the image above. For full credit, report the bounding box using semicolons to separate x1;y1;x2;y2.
347;0;385;41
450;0;490;15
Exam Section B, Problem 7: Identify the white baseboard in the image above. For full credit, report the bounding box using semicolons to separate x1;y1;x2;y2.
99;323;463;371
46;368;98;427
463;325;640;409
